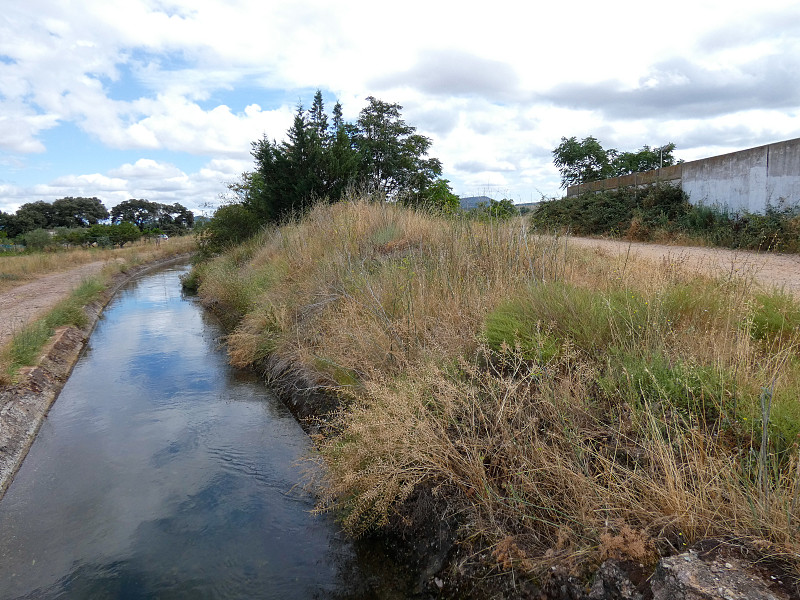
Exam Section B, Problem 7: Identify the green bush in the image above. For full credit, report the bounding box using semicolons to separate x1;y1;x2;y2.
600;351;734;423
197;203;262;256
22;228;55;250
531;185;800;252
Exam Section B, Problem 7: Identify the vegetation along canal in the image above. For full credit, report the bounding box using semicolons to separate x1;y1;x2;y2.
0;264;412;599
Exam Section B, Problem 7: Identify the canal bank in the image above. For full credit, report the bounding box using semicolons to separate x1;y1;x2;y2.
0;254;191;499
0;262;419;599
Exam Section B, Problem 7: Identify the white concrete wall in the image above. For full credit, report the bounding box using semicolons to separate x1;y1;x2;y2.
567;137;800;214
681;139;800;213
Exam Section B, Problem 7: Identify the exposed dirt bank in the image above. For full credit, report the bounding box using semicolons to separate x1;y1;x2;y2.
0;254;192;499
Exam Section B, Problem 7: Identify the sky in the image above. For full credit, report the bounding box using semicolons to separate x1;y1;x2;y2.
1;0;799;216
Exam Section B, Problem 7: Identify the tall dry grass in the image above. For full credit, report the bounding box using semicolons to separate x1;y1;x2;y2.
194;198;800;578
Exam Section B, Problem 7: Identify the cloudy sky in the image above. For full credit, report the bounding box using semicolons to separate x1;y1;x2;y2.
1;0;799;216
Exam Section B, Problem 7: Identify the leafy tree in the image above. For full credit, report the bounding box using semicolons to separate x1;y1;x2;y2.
22;228;54;250
353;96;442;200
552;136;614;189
111;199;193;233
52;197;109;227
0;211;22;238
159;203;194;235
198;203;262;255
111;199;161;229
85;222;141;247
554;137;679;188
54;227;90;246
417;178;460;213
470;198;519;220
244;91;443;225
0;198;109;237
108;221;142;246
612;143;678;176
16;201;57;232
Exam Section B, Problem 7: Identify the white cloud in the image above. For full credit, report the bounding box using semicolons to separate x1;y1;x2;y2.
1;0;799;212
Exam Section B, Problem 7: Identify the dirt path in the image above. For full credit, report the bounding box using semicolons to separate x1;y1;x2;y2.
568;237;800;297
0;260;111;348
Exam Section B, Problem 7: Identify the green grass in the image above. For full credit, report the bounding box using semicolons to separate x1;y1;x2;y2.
749;290;800;343
4;277;105;377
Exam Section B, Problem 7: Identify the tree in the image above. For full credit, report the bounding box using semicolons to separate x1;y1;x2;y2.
22;228;54;250
108;221;142;246
52;197;109;227
308;90;328;140
331;101;344;131
0;211;22;238
552;136;614;189
198;203;261;254
553;137;679;188
111;199;161;229
111;199;193;233
244;92;444;224
353;96;442;200
159;203;194;235
470;199;518;220
612;143;678;176
15;201;57;233
416;178;460;213
84;222;141;247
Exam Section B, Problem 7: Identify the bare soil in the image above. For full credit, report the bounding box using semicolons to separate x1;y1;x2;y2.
567;237;800;297
0;260;112;348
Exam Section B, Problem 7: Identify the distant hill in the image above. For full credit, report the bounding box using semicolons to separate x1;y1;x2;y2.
459;196;493;210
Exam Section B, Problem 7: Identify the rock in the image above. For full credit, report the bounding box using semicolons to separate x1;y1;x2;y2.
589;560;643;599
650;553;786;600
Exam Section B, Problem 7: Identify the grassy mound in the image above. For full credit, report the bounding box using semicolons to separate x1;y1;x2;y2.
192;199;800;582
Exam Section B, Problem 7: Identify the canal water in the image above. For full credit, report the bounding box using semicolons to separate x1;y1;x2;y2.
0;264;413;599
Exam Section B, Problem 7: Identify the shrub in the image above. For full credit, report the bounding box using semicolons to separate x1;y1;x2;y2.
196;203;262;256
22;228;55;250
531;185;800;253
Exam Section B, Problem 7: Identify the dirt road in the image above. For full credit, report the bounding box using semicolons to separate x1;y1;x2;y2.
567;237;800;297
0;260;110;348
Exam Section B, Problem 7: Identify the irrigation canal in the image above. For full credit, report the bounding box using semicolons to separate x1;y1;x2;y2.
0;263;413;599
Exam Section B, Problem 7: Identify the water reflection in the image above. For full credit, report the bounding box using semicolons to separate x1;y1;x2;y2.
0;265;415;599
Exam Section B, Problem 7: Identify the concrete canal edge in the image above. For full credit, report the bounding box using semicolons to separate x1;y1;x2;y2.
0;254;192;500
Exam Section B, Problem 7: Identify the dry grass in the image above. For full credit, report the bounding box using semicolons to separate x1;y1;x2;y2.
194;198;800;579
0;236;195;293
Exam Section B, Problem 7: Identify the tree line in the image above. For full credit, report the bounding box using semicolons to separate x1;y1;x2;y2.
552;136;679;189
0;197;194;246
203;92;459;252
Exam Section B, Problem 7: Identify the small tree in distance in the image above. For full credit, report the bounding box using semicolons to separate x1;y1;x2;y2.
553;136;678;189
